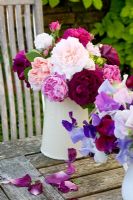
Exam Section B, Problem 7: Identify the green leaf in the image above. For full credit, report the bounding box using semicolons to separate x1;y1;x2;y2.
82;0;92;9
42;0;48;5
93;0;103;10
69;0;80;2
49;0;60;8
26;49;42;62
24;66;32;81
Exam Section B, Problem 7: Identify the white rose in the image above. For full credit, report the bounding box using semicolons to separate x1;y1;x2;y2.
34;33;53;50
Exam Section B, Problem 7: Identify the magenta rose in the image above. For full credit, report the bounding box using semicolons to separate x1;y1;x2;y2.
62;27;92;47
100;44;120;66
68;69;103;107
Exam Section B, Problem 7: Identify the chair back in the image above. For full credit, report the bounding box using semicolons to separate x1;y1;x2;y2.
0;0;44;141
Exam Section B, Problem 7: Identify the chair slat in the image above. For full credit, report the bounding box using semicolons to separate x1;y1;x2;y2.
6;5;25;139
0;0;34;5
24;4;42;135
15;5;33;138
0;6;17;140
0;63;9;141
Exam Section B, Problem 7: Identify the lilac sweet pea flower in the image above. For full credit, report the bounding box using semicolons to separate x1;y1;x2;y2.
80;138;95;156
95;92;120;112
116;138;133;164
98;79;116;94
91;114;101;126
70;127;85;143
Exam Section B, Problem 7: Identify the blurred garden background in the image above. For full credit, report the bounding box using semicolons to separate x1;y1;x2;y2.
0;0;133;139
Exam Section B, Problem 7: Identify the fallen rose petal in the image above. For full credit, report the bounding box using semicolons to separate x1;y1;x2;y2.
28;182;43;196
64;181;78;191
45;171;70;185
66;163;76;175
68;148;77;163
58;181;78;193
10;174;31;187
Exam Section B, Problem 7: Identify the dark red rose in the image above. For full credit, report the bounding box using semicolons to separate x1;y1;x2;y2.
68;69;103;107
126;75;133;89
62;27;92;47
100;44;120;66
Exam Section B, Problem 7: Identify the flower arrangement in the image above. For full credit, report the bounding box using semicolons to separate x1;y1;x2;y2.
62;75;133;165
13;21;121;108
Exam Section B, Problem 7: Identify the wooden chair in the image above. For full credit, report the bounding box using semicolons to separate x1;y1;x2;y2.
0;0;44;141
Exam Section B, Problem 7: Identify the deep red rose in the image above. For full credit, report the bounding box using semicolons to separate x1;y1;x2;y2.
100;44;120;66
68;69;103;107
62;27;92;47
126;75;133;89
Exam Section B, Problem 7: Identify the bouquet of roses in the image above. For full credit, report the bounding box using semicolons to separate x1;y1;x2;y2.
62;75;133;164
13;21;121;108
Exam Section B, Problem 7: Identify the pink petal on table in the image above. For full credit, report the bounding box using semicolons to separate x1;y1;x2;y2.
64;181;78;191
10;174;31;187
58;181;78;193
45;171;70;186
28;182;43;196
68;148;77;163
66;163;76;175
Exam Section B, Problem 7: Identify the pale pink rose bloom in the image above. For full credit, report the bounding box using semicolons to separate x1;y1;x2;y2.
103;64;121;83
51;37;89;79
28;57;51;91
49;21;61;32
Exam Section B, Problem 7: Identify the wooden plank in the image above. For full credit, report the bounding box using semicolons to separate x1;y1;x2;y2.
39;155;121;178
6;5;25;139
0;188;9;200
0;0;34;5
0;156;65;200
0;156;47;200
0;6;17;140
26;153;64;169
24;4;42;136
0;136;41;160
79;188;122;200
0;63;9;141
15;4;33;138
62;168;124;199
33;0;44;35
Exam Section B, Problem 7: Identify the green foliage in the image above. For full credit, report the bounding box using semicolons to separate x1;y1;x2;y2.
42;0;103;9
26;49;42;62
93;0;133;68
24;66;32;81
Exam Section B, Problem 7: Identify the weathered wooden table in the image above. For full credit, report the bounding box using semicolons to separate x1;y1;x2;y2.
0;136;124;200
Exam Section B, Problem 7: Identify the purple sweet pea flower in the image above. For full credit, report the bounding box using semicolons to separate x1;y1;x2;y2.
83;120;96;139
91;114;101;126
70;127;85;144
95;92;120;112
62;112;77;132
116;138;133;164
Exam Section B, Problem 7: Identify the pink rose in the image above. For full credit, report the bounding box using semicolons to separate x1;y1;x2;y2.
62;27;92;47
42;74;68;102
28;57;51;91
103;64;121;83
49;21;61;32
